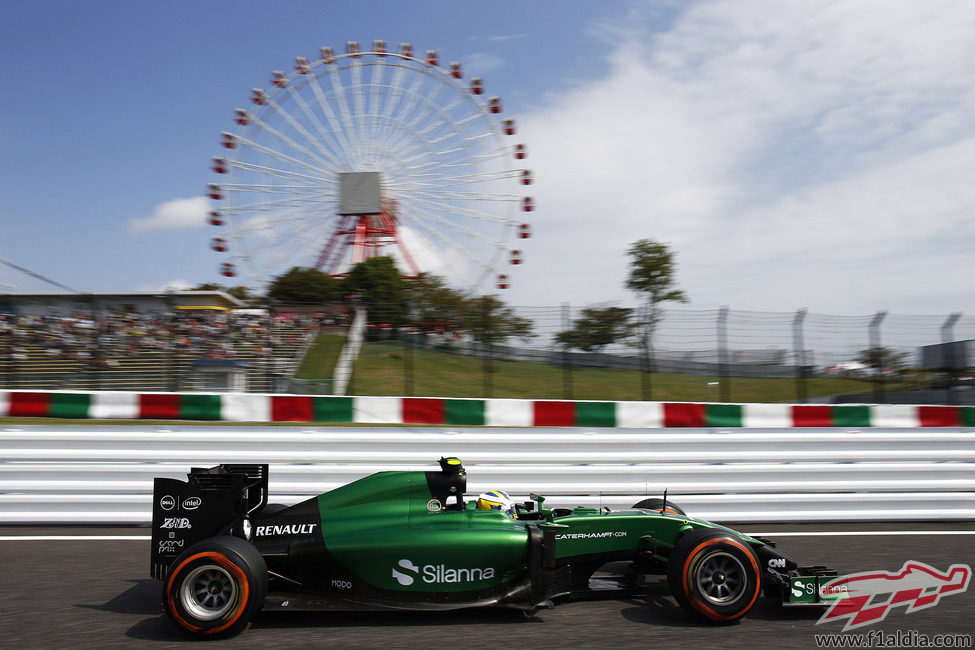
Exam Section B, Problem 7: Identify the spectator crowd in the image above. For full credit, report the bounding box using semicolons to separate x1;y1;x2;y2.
0;309;323;370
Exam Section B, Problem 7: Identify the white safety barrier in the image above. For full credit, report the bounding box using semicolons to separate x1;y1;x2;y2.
333;307;365;396
1;425;973;524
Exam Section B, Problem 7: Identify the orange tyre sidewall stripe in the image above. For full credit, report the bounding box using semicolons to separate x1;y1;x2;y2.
165;551;250;635
681;537;761;621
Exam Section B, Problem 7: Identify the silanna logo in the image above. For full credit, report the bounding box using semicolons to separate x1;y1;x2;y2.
392;559;419;586
392;558;496;586
816;560;971;631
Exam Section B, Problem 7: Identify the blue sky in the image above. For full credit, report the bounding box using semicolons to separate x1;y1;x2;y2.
2;1;974;316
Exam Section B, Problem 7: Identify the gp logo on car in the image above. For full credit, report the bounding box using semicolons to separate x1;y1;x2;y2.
392;558;496;586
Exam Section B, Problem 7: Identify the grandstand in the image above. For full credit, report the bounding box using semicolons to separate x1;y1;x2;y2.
0;291;319;393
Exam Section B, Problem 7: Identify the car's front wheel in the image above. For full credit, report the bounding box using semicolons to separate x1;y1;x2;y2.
667;529;761;623
163;535;267;638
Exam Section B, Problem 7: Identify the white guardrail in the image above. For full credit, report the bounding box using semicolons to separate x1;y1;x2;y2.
1;425;974;524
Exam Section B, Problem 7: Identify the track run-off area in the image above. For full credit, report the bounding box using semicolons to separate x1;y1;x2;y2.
2;522;973;649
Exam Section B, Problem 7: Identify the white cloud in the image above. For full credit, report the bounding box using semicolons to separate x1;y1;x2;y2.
135;279;194;292
508;0;975;314
129;196;210;232
487;33;527;43
464;52;505;75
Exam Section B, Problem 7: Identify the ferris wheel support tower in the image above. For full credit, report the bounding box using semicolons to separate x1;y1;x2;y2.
315;171;421;276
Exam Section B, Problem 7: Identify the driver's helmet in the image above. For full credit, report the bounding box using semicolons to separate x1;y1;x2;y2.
476;490;516;518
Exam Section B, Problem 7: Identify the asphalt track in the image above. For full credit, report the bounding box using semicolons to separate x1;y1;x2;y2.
2;523;973;649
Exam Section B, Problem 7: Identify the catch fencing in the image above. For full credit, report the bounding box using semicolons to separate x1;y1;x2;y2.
347;305;975;404
7;305;975;404
1;426;972;525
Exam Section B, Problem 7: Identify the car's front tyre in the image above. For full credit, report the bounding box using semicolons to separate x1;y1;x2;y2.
667;529;761;623
163;535;267;638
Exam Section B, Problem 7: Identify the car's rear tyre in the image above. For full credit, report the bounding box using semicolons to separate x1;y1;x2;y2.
163;535;267;638
667;529;761;623
632;497;686;516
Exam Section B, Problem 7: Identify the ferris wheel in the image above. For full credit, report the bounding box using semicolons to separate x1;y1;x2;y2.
208;39;533;293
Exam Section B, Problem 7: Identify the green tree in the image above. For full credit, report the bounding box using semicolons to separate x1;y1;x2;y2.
625;239;688;398
855;346;908;373
465;295;535;345
403;273;469;335
556;306;636;352
402;274;536;346
625;239;688;323
267;267;341;305
341;256;407;325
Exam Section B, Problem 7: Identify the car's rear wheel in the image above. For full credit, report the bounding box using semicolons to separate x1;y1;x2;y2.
632;497;686;516
163;535;267;638
667;529;761;623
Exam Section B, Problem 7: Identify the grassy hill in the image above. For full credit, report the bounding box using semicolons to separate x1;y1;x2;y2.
295;333;894;402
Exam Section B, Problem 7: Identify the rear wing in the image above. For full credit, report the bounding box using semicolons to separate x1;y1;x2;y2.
150;463;269;580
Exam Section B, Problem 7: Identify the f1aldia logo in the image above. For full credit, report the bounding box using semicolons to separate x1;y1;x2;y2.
392;559;496;586
816;560;971;631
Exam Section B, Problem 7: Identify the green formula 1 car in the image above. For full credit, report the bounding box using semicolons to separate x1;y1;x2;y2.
150;458;840;638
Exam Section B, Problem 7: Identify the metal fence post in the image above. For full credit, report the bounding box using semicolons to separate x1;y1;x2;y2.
562;302;573;400
482;298;492;398
793;308;808;403
869;310;887;403
639;302;652;401
404;329;414;397
942;312;961;404
717;306;730;402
